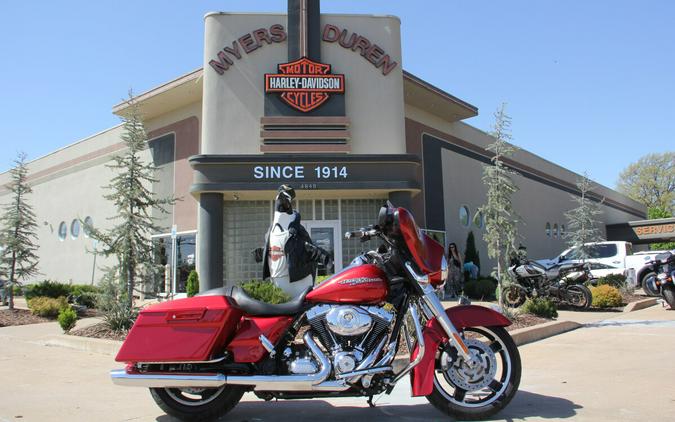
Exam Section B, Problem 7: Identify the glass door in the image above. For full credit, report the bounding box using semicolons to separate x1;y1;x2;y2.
304;220;343;276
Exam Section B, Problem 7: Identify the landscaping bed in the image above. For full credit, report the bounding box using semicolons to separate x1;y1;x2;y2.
68;322;127;341
506;313;551;331
0;309;51;327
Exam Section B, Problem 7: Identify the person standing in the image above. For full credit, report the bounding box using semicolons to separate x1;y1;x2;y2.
445;242;464;299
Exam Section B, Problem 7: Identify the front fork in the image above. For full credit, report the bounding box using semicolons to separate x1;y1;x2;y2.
418;284;475;365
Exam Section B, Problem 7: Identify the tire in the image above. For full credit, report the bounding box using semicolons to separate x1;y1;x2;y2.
501;285;526;308
663;285;675;309
426;326;521;420
565;285;592;309
642;272;660;297
150;385;245;421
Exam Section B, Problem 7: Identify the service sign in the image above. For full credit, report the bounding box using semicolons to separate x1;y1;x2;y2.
265;57;345;112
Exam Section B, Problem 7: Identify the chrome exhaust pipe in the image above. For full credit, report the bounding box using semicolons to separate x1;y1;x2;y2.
110;332;345;391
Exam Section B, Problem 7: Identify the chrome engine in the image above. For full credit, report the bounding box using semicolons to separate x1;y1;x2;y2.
287;304;395;376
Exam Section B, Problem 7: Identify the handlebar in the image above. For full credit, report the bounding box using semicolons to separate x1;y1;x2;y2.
344;227;379;241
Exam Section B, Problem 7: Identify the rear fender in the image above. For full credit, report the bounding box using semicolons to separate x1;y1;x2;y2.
410;305;511;397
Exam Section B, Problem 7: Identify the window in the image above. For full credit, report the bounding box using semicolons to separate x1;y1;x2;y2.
560;224;565;237
553;223;558;238
83;216;93;238
545;222;551;237
70;219;80;239
58;222;67;241
459;206;470;228
473;211;484;229
565;244;618;260
153;232;197;294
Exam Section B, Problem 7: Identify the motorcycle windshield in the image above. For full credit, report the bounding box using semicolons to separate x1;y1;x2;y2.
394;207;445;278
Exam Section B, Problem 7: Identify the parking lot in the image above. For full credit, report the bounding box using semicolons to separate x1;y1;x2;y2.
1;304;674;422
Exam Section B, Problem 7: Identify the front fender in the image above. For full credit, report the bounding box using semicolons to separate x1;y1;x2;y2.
410;305;511;397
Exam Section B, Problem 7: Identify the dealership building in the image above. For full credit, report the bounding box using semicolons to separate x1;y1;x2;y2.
0;1;648;293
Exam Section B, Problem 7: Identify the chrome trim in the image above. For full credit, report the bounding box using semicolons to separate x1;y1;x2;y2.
306;304;332;320
259;334;276;358
110;369;227;388
374;341;397;367
136;356;227;365
337;366;392;379
347;335;387;383
391;304;425;384
405;261;429;285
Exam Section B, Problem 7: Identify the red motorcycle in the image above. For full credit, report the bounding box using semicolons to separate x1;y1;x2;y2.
111;204;521;420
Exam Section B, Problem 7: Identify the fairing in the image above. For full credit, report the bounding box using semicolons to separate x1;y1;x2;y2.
410;305;512;396
115;295;242;363
395;208;445;285
305;263;388;304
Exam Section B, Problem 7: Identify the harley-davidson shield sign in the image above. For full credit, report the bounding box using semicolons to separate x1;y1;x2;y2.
265;57;345;112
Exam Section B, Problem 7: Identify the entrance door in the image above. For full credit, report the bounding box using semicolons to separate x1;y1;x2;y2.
304;220;343;276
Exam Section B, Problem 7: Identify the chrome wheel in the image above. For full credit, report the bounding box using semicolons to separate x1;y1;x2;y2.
426;326;521;420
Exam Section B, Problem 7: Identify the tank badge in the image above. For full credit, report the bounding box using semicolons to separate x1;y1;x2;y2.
338;277;382;286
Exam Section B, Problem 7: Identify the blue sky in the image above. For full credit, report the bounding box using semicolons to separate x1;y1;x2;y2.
0;1;673;189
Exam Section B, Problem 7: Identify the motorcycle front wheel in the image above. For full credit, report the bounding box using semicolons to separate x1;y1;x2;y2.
565;285;592;309
150;385;245;421
642;272;660;297
501;284;527;308
426;326;521;420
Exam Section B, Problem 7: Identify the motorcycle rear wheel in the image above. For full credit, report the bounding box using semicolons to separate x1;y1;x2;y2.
150;385;245;421
426;326;521;420
662;285;675;309
565;285;592;309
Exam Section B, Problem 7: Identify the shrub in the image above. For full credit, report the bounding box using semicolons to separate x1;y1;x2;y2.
521;297;558;319
463;277;497;300
464;231;481;277
241;280;291;304
25;280;71;300
591;285;623;308
596;274;627;289
315;275;331;285
28;296;69;318
70;285;101;308
57;307;78;332
186;270;199;297
103;301;138;332
12;285;24;296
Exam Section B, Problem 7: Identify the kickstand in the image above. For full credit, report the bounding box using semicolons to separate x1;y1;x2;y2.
367;395;376;408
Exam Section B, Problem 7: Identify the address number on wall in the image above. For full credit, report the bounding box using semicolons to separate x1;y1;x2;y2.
253;165;349;180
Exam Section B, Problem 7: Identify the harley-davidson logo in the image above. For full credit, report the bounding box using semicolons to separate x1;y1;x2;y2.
338;277;382;286
265;57;345;112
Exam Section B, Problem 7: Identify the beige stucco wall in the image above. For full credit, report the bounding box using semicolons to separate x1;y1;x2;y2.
202;13;405;155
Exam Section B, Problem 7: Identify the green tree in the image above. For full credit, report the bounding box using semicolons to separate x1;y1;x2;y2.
186;270;199;297
464;231;480;277
0;153;39;310
647;206;675;250
89;92;175;311
617;152;674;214
563;173;605;260
478;103;521;307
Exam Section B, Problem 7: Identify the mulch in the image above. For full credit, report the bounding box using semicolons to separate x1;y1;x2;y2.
68;322;128;341
0;309;52;327
505;313;551;331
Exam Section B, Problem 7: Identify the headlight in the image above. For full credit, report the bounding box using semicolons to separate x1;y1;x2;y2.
657;273;668;280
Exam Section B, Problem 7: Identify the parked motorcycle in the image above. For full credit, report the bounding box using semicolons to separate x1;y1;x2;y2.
646;252;675;308
502;259;592;309
110;203;521;420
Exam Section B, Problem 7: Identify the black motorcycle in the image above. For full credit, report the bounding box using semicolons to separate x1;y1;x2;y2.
645;252;675;309
502;259;593;309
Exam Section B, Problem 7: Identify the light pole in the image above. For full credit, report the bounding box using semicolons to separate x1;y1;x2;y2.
171;225;177;298
90;239;98;285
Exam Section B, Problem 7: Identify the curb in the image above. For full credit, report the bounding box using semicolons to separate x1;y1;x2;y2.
510;320;581;346
42;334;121;356
623;298;658;313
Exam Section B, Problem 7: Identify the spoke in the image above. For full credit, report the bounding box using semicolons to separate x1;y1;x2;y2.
453;387;467;402
489;341;502;353
488;379;503;392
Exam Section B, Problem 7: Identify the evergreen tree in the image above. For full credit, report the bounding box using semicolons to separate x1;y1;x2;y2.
478;103;521;307
464;231;480;276
0;153;39;310
89;91;175;311
563;173;604;261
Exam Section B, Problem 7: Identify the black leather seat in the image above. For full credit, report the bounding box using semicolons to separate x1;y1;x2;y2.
198;285;310;317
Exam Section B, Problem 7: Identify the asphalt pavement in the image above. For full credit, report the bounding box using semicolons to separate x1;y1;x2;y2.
1;304;674;421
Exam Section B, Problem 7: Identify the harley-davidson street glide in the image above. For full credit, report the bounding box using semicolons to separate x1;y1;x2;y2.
110;203;521;420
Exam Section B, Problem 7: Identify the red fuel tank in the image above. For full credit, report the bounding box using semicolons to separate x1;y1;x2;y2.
305;264;388;304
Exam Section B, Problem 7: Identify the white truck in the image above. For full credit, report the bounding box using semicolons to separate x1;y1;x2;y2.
536;241;665;295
